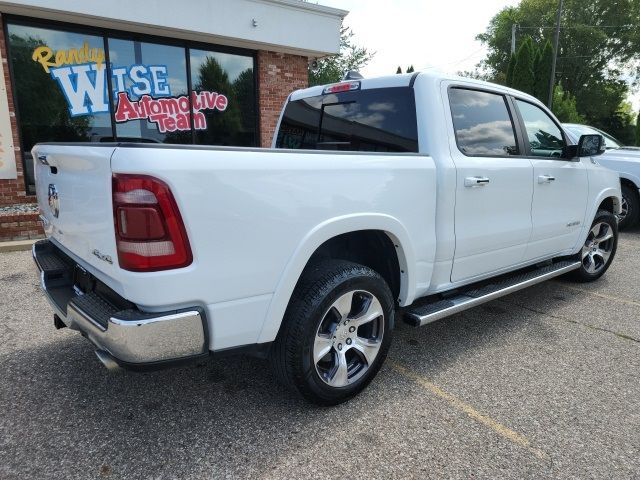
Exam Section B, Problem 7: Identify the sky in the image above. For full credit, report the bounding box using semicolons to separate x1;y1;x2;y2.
319;0;640;110
319;0;520;76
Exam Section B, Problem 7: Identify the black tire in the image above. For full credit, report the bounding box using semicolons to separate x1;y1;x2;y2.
618;184;639;230
269;260;394;405
570;209;618;282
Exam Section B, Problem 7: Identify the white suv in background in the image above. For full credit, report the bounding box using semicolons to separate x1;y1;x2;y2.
564;123;640;229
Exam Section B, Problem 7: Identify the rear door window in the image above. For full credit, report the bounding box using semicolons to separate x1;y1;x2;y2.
275;87;418;152
449;88;519;157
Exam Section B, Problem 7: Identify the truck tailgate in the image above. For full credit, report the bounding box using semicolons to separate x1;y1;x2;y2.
32;144;118;275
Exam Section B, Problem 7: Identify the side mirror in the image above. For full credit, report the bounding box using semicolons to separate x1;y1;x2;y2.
564;134;606;159
578;134;606;157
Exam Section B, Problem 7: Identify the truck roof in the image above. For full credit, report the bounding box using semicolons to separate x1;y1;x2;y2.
290;70;540;105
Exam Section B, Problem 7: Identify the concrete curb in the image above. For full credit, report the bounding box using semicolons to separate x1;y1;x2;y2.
0;239;37;253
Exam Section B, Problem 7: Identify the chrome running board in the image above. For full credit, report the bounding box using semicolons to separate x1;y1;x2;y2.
403;260;581;327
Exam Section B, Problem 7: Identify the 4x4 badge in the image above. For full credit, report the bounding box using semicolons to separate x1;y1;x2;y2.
48;184;59;218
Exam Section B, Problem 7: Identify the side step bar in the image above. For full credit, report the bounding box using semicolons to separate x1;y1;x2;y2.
403;260;581;327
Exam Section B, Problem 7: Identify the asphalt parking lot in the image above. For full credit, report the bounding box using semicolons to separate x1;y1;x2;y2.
1;229;639;479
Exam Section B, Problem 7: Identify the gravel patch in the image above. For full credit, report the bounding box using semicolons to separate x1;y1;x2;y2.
0;203;39;215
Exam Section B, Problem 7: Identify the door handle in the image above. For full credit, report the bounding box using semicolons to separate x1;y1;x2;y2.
464;176;490;187
538;175;556;184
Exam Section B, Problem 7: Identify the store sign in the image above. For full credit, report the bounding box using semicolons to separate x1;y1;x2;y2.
32;42;228;132
114;91;227;133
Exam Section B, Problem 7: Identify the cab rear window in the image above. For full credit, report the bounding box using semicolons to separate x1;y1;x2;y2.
275;87;418;152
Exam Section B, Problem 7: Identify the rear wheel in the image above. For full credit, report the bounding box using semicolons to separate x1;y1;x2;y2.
618;184;639;230
269;260;394;405
570;210;618;282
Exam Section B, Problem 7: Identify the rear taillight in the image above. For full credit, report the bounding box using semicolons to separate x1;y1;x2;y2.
112;174;192;271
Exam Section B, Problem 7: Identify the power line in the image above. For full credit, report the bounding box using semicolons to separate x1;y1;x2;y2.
517;24;638;29
417;47;486;71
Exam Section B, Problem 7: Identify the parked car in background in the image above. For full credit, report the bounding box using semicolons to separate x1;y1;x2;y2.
563;124;639;151
564;124;640;229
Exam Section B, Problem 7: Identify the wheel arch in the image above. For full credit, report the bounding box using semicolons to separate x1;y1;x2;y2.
619;173;640;192
597;196;618;214
620;176;640;203
575;187;621;254
257;214;415;344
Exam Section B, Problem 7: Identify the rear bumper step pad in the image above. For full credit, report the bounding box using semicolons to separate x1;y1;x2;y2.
33;239;209;369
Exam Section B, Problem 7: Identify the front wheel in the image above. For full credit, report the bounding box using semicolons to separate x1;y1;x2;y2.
269;260;394;405
570;209;618;282
618;184;639;230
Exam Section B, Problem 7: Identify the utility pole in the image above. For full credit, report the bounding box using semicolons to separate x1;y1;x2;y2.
511;24;517;54
547;0;563;108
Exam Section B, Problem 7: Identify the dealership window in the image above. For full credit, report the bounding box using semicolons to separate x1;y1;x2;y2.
108;38;192;144
190;49;256;146
6;19;257;194
7;23;112;192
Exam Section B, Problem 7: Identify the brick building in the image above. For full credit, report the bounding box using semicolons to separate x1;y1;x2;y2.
0;0;345;241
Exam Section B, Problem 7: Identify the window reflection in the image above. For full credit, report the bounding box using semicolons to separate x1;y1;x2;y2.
276;88;418;152
7;24;112;149
449;88;518;156
109;38;191;144
516;100;565;157
190;49;255;146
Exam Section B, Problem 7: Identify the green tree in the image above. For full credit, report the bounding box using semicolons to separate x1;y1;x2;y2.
552;85;584;123
407;65;415;73
233;68;256;134
476;0;640;140
396;66;402;74
9;33;90;149
534;40;553;104
511;36;535;95
612;100;636;145
192;56;242;145
309;25;374;86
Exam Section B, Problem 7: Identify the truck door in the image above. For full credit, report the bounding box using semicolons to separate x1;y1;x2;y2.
514;99;588;261
446;86;534;283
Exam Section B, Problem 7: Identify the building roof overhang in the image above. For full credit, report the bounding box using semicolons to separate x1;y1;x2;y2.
0;0;348;58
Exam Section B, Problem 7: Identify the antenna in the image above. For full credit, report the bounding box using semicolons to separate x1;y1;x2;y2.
342;71;364;80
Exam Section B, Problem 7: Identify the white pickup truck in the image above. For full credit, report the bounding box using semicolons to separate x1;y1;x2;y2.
32;71;621;405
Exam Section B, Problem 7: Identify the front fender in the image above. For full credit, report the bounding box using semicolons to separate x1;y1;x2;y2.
574;185;621;254
256;213;416;344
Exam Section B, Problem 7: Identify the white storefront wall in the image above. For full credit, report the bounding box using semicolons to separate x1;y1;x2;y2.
0;0;347;57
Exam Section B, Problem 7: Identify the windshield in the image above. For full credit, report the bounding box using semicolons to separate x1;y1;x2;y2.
564;124;622;149
594;128;622;149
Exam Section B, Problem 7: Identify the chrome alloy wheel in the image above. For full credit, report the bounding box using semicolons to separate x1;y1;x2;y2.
582;222;615;274
617;196;629;223
313;290;384;387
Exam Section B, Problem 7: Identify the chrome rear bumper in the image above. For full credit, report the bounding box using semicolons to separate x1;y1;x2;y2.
33;239;208;369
